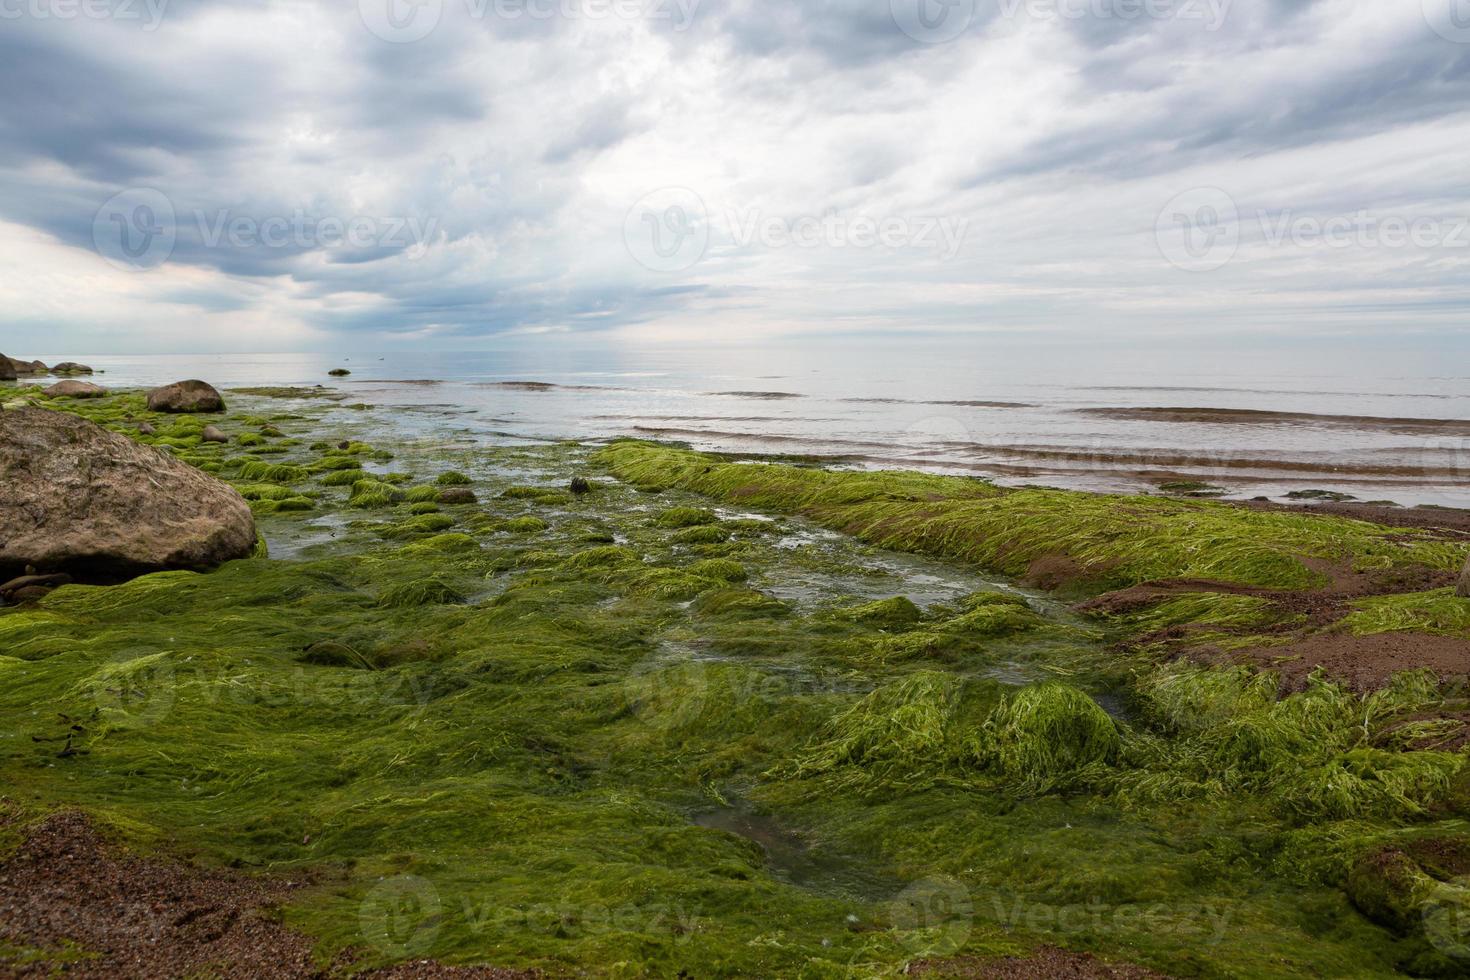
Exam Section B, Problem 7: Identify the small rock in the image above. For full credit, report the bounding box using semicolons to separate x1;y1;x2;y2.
6;586;51;604
146;379;226;413
50;362;93;375
436;487;477;505
43;380;106;399
0;572;72;599
337;440;351;450
569;477;592;495
328;368;351;377
137;422;156;435
1458;556;1469;599
201;425;228;443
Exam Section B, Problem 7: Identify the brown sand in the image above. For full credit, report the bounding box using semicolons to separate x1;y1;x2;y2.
0;808;532;979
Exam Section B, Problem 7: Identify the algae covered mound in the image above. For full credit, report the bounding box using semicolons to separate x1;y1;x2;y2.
596;441;1463;592
2;396;1469;978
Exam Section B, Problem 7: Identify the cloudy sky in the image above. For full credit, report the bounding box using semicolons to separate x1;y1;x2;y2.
2;0;1468;353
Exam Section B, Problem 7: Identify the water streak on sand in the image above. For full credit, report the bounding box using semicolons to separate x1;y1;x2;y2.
1076;406;1470;435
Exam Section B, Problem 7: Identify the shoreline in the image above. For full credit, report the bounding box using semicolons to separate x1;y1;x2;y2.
9;359;1469;510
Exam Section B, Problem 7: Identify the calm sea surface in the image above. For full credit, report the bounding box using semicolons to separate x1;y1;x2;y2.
18;344;1470;507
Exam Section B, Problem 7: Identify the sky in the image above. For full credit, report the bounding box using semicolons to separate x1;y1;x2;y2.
1;0;1469;353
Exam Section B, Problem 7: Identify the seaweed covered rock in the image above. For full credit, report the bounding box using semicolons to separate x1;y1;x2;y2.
147;379;225;413
43;380;106;399
436;487;477;505
1458;555;1469;598
1345;848;1426;934
0;408;257;580
50;361;93;375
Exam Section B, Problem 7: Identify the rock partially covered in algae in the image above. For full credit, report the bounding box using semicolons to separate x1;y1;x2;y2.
1458;555;1469;598
0;407;256;579
147;379;225;413
43;380;106;399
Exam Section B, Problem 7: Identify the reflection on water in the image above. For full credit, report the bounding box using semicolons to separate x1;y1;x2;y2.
9;344;1468;506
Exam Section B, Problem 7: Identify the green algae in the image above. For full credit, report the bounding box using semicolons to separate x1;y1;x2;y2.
655;506;718;528
597;442;1466;593
435;471;472;485
1342;590;1470;637
236;460;310;484
671;524;731;545
3;397;1470;977
349;479;407;508
377;577;467;607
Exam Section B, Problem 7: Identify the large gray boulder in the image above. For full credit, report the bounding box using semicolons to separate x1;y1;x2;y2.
1459;556;1470;599
0;408;257;581
0;355;14;382
147;379;225;413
